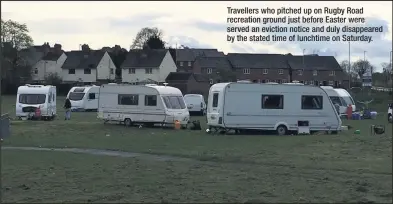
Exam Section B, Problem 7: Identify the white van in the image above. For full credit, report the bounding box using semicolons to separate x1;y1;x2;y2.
16;84;57;120
207;82;341;135
334;88;356;112
67;85;100;111
321;86;348;115
184;94;206;116
98;84;190;127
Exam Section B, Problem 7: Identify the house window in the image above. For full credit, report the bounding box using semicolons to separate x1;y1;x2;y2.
145;95;157;106
278;69;284;75
145;68;153;74
243;68;250;74
179;61;184;66
84;68;91;74
262;95;284;109
68;69;75;74
298;69;303;75
110;68;114;74
329;71;335;76
263;69;268;74
118;94;139;105
212;93;219;108
329;81;334;86
209;79;214;85
129;68;135;74
207;68;212;74
301;95;323;110
188;61;191;66
313;70;318;76
34;68;38;74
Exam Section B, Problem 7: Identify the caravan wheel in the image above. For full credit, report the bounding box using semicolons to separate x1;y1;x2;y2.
124;118;133;127
276;125;287;136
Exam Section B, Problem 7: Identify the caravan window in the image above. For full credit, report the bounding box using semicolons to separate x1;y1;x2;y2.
301;95;323;110
145;95;157;106
73;88;85;92
118;94;138;105
163;97;172;108
19;94;46;104
162;96;186;109
48;93;52;102
212;93;219;107
88;93;96;100
261;95;284;109
69;92;85;101
330;96;343;106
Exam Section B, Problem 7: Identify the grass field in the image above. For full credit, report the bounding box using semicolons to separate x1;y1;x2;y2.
1;95;392;203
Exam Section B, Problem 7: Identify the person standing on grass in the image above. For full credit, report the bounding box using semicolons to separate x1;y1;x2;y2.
64;98;72;120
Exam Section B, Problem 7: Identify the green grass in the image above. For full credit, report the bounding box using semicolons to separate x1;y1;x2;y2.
1;95;392;203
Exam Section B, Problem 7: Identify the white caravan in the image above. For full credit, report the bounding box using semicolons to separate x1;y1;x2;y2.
184;94;206;116
207;82;341;135
16;84;57;120
334;88;356;112
67;85;100;111
98;84;190;127
320;86;348;115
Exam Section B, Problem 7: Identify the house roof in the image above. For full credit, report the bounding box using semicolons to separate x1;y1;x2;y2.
286;55;342;71
62;50;106;69
227;53;289;69
195;57;232;70
121;49;167;68
42;52;63;61
176;49;225;61
165;72;209;82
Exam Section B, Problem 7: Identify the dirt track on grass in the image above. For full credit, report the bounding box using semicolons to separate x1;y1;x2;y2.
1;146;193;162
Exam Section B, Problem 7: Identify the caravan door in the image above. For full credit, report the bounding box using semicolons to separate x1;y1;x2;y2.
85;92;99;110
207;91;221;126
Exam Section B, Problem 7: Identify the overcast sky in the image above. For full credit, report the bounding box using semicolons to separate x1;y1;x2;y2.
2;1;392;71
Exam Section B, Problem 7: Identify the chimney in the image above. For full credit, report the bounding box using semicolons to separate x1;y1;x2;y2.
54;44;62;54
42;42;50;55
81;44;90;52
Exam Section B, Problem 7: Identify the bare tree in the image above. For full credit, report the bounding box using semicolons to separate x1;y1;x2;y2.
381;62;392;86
130;27;163;49
352;59;374;79
340;60;351;74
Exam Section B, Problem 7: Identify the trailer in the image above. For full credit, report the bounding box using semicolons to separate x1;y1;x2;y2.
16;84;57;120
98;84;190;127
67;85;100;111
207;82;342;135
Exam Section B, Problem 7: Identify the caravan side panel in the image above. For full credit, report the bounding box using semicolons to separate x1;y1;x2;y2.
221;83;341;131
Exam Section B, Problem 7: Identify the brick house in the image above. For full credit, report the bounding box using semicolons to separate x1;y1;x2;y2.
192;57;234;84
165;72;210;97
176;49;225;72
227;53;290;83
287;55;348;88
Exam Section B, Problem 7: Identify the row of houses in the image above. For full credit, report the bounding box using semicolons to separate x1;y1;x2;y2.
20;43;348;96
